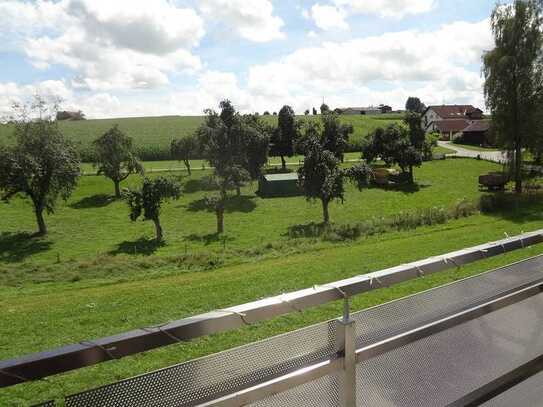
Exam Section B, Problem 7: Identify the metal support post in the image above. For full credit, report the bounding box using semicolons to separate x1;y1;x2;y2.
338;296;357;407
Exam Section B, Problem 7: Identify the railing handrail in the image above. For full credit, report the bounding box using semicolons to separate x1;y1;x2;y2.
1;229;543;388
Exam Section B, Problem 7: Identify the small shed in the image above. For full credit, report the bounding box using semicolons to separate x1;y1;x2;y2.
258;173;301;197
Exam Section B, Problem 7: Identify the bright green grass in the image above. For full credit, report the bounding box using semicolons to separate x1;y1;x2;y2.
0;159;499;271
4;157;541;405
78;152;364;174
2;219;543;405
434;145;456;155
452;143;499;152
0;114;401;160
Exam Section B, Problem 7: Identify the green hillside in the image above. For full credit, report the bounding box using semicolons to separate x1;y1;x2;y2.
0;114;402;161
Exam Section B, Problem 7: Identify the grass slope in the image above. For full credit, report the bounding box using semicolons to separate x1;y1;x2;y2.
0;114;402;161
2;220;543;405
3;157;542;404
1;159;498;274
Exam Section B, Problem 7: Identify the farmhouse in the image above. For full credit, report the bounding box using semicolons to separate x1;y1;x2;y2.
339;105;388;115
422;104;489;144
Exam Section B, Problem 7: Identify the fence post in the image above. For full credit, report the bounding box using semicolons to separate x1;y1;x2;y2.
338;296;356;407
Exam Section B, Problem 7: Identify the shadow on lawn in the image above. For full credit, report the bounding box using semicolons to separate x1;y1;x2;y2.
480;193;543;224
187;195;257;213
109;237;164;256
70;194;116;209
185;233;235;246
0;232;53;262
370;181;431;194
183;176;219;194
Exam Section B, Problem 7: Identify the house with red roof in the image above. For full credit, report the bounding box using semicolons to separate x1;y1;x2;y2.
422;104;490;145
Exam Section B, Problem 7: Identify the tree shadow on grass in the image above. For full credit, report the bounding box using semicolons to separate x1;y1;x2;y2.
0;232;53;262
285;222;328;239
70;194;116;209
183;176;219;194
368;181;431;195
108;237;165;256
187;195;257;213
480;193;543;224
184;233;235;246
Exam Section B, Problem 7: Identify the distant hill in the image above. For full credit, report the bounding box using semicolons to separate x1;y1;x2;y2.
0;114;402;162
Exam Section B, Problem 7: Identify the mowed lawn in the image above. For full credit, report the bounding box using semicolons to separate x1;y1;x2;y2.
0;114;402;157
3;217;543;404
1;159;499;273
4;157;543;404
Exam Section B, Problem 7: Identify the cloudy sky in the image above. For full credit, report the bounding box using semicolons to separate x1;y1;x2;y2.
0;0;497;119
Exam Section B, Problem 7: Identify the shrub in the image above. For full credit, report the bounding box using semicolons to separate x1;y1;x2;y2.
288;199;478;242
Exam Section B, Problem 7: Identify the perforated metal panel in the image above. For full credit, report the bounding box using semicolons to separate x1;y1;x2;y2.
32;401;56;407
65;320;340;406
351;255;543;348
250;371;343;407
356;293;543;406
63;256;543;407
481;370;543;406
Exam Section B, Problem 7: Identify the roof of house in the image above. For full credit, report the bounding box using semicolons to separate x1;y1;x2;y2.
434;119;471;133
463;120;490;133
427;105;482;119
263;173;299;182
340;106;382;112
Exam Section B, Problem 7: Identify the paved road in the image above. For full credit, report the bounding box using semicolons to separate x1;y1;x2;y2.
438;141;508;164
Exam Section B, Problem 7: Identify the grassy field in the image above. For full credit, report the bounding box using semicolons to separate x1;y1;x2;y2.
4;157;543;404
0;114;402;161
1;159;499;274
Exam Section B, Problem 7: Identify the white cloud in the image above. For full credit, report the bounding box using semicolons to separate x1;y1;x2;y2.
310;4;349;31
199;0;285;42
333;0;436;19
17;0;204;91
246;19;492;111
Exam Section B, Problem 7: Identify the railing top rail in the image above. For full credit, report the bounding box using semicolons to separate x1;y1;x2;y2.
2;229;543;388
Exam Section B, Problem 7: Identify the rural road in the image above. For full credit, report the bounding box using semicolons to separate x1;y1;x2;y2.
438;141;508;164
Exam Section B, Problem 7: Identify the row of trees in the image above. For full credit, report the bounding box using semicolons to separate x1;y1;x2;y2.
0;96;433;241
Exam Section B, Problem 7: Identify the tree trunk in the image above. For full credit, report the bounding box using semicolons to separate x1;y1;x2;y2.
153;217;163;242
114;180;121;198
515;141;522;194
184;160;192;176
216;206;224;234
34;206;47;236
322;199;330;225
236;185;241;196
281;155;286;171
409;165;414;183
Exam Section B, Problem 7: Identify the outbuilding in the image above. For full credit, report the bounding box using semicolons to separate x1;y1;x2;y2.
258;173;301;197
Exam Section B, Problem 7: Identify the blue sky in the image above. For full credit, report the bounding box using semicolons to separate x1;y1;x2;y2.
0;0;498;118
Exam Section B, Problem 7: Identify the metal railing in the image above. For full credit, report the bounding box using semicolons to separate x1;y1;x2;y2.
3;230;543;406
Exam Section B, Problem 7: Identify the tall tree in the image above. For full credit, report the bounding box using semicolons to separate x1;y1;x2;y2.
405;97;426;114
93;126;144;198
198;100;252;233
320;103;330;115
0;99;80;235
483;0;543;193
271;105;297;170
241;114;270;179
363;124;422;183
321;112;353;161
171;134;199;176
124;177;181;242
298;126;372;224
403;111;426;179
